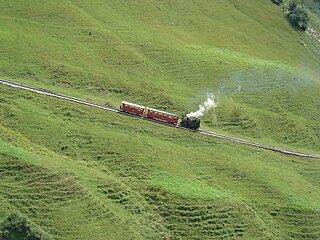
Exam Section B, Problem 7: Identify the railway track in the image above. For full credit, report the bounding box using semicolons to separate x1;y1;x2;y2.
1;78;320;159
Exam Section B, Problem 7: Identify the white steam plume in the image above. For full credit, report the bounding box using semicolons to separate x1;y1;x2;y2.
187;93;218;118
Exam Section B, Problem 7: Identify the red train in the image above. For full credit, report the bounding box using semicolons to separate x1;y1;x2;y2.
120;101;179;124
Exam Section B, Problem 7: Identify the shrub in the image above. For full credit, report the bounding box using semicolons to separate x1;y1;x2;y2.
288;1;309;30
0;213;51;240
288;0;299;11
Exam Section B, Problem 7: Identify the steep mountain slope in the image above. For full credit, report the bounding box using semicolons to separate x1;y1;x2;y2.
1;0;320;152
0;0;320;239
1;86;320;239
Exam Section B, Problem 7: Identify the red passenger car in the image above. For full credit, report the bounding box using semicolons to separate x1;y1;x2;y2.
120;101;146;115
146;107;179;124
120;101;179;125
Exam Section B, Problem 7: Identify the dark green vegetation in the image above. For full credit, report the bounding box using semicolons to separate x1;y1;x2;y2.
0;0;320;239
288;0;310;30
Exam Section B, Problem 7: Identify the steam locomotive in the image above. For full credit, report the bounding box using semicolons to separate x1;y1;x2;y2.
120;101;200;130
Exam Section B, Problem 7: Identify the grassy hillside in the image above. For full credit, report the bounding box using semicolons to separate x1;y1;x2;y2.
0;0;320;239
1;86;320;239
0;0;320;153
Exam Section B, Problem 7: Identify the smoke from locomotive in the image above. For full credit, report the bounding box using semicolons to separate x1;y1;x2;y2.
187;93;217;118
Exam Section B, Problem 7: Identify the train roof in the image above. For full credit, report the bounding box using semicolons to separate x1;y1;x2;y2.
122;101;146;109
146;107;179;117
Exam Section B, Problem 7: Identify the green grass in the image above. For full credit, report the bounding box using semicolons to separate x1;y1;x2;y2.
1;0;320;154
0;0;320;239
148;172;232;200
1;87;320;239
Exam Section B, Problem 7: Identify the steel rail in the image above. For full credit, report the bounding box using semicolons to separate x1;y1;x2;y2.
1;78;320;159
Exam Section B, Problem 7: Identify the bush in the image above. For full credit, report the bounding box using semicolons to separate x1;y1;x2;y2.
288;1;309;30
288;0;299;11
0;213;51;240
